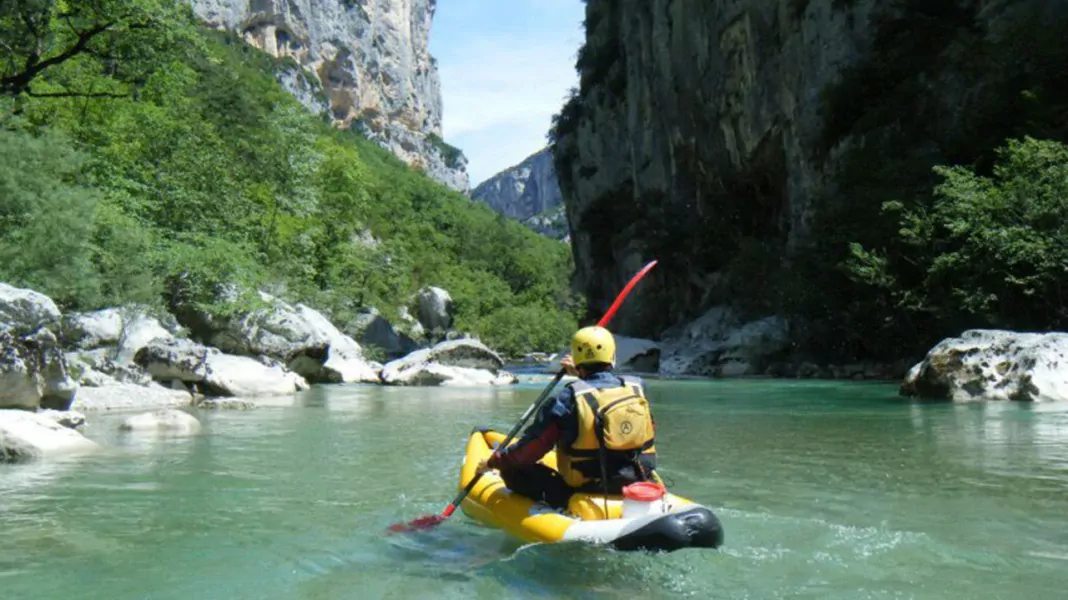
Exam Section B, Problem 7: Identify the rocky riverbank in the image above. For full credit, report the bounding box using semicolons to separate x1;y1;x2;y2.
531;305;913;382
523;305;1066;405
7;278;1062;463
0;281;517;462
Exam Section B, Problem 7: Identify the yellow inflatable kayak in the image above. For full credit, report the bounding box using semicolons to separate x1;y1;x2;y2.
458;428;724;552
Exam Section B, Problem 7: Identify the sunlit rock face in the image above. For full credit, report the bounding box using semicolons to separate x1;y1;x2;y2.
191;0;469;192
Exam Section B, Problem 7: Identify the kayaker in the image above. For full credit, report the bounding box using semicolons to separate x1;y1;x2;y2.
475;326;659;509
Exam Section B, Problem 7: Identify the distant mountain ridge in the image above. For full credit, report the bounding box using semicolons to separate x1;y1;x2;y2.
471;148;565;238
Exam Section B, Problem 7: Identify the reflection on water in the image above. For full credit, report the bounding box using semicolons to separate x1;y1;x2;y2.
1;380;1067;599
907;401;1068;491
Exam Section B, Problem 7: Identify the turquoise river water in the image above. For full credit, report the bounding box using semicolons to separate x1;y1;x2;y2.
2;377;1067;599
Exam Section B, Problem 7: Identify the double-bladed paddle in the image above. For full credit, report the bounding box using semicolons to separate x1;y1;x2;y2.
388;259;659;533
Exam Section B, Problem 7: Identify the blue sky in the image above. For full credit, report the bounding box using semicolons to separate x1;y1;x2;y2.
429;0;585;187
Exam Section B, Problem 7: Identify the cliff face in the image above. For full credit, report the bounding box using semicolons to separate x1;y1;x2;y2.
553;0;1068;345
522;206;569;242
190;0;469;192
472;148;562;221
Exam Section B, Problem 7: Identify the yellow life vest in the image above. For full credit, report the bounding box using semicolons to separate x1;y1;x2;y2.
556;375;657;491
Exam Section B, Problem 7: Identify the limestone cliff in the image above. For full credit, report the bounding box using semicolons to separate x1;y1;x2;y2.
553;0;1068;356
190;0;469;192
472;148;562;221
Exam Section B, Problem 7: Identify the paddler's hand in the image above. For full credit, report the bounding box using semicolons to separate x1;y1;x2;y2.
561;354;579;377
475;458;493;475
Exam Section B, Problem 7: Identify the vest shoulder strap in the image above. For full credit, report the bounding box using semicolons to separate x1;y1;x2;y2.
569;380;596;396
619;375;643;396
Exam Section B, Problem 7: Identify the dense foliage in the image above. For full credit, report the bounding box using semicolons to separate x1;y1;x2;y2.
0;1;581;356
847;137;1068;337
789;2;1068;361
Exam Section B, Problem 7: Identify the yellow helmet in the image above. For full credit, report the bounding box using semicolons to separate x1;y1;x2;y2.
571;326;616;366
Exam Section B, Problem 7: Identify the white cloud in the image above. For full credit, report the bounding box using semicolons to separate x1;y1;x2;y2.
430;2;584;187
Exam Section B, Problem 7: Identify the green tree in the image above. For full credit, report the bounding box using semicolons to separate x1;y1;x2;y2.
1;0;192;98
0;126;100;306
848;137;1068;337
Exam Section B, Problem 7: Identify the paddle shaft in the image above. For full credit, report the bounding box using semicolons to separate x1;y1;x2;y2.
437;259;659;520
439;369;565;518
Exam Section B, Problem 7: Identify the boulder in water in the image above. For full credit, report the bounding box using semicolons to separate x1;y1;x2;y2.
614;336;661;373
381;339;517;386
206;353;312;396
0;409;98;462
118;409;201;435
901;329;1068;402
37;409;87;431
134;338;309;397
196;398;256;410
27;328;77;410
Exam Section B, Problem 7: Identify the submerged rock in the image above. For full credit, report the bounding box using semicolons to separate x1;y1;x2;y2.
380;339;517;386
196;398;256;410
0;409;98;462
134;338;308;397
37;409;87;431
118;409;201;435
901;330;1068;402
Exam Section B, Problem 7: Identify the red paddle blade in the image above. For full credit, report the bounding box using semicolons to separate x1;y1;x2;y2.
387;513;446;533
